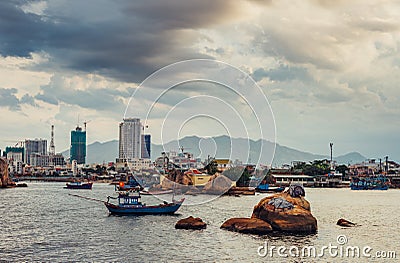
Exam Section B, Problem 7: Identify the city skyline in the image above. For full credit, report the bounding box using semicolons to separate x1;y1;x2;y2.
0;120;398;163
0;1;400;159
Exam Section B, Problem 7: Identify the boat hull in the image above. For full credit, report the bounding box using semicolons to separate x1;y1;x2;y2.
350;185;388;190
104;199;184;215
64;182;93;189
256;186;285;193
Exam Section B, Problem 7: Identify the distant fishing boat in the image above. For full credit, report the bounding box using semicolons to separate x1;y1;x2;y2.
105;191;184;215
115;176;142;191
64;182;93;190
255;183;285;193
350;175;389;190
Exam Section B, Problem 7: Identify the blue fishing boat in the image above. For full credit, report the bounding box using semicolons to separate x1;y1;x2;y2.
255;183;285;193
350;175;389;190
64;182;93;189
105;191;184;215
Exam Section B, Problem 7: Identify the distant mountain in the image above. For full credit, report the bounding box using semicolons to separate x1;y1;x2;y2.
62;136;366;166
61;140;119;164
334;152;366;165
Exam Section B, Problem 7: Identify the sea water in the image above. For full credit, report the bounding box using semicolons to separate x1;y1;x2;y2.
0;183;398;262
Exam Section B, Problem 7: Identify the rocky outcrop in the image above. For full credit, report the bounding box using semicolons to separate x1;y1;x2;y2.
337;218;357;227
175;216;207;230
202;173;233;195
251;186;317;234
0;158;15;188
160;169;194;190
221;217;272;234
226;186;255;196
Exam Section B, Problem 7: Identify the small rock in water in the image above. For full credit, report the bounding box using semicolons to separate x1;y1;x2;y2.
337;218;357;227
175;216;207;230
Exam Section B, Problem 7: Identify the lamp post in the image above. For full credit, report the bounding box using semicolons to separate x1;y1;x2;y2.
330;142;333;170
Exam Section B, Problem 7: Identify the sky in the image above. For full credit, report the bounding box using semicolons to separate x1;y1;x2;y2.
0;0;399;161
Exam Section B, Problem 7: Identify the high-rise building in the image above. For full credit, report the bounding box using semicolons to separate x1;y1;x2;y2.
119;118;142;162
5;147;24;162
141;134;151;159
70;126;86;164
5;147;24;174
25;139;47;165
30;153;65;168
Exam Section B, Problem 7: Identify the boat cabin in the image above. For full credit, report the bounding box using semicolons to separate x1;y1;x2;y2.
118;193;143;206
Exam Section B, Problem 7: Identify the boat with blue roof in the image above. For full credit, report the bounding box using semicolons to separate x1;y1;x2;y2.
350;175;389;190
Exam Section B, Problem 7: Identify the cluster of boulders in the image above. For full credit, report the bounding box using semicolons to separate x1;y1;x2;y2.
161;169;193;189
176;185;317;234
221;184;317;234
156;168;259;197
201;173;232;195
175;185;361;234
159;170;236;195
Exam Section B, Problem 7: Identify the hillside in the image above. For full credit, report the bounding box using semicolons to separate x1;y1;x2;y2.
62;136;366;166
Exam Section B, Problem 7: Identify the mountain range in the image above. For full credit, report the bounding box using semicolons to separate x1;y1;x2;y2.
61;135;366;166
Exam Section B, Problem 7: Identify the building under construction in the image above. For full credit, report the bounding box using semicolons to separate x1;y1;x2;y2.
70;125;86;164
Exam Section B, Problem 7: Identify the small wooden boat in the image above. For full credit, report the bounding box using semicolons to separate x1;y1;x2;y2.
105;191;184;215
64;182;93;190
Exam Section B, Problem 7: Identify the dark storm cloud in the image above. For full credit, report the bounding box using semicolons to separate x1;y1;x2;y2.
0;0;240;83
0;1;48;58
125;1;241;30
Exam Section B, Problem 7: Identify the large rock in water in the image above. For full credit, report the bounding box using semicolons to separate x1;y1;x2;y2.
202;173;233;195
252;190;317;234
175;216;207;230
221;217;272;234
